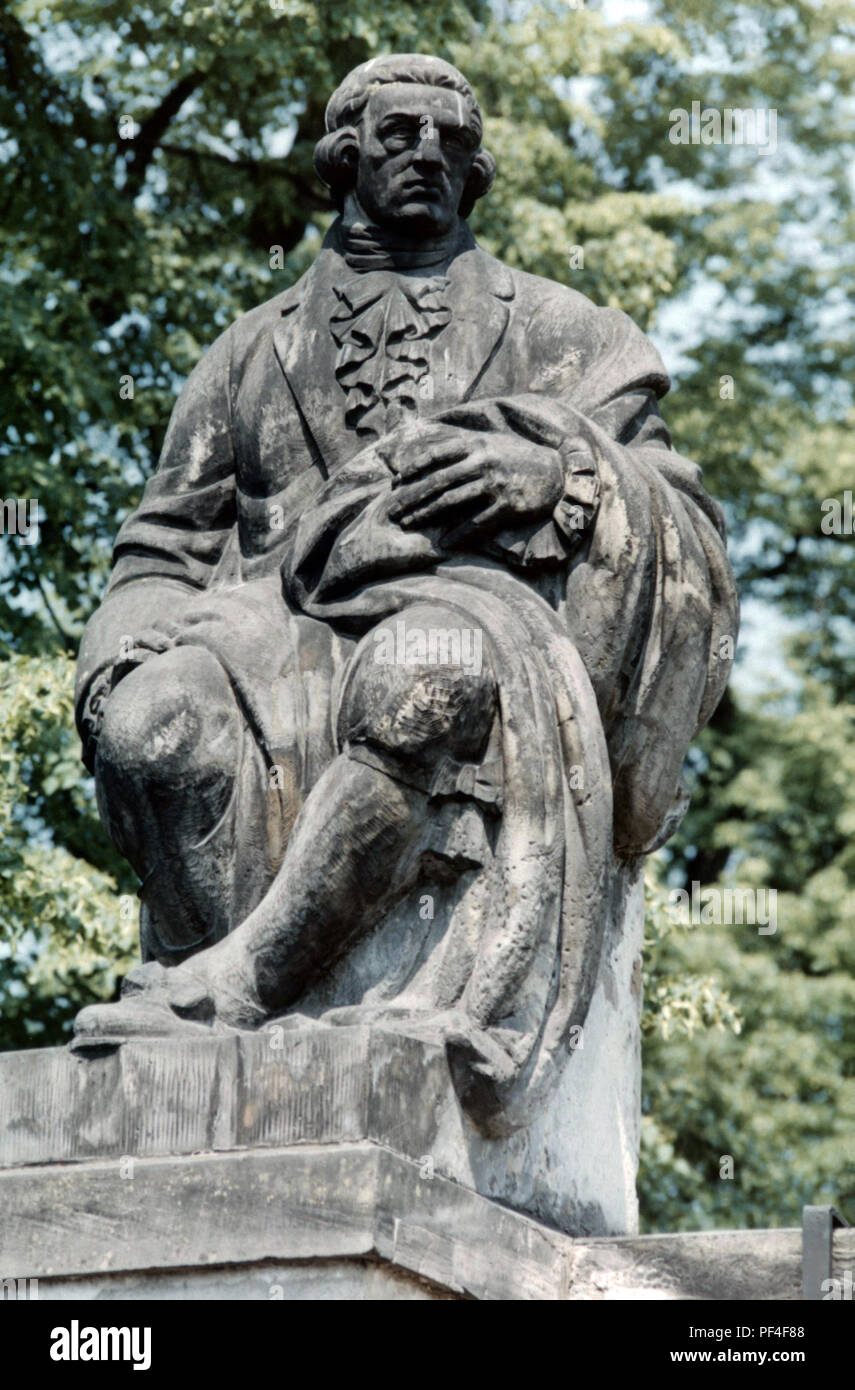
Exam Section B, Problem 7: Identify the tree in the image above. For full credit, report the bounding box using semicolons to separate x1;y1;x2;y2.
2;0;854;1231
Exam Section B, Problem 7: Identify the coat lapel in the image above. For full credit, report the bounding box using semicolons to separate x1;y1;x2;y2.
271;253;349;476
434;246;515;405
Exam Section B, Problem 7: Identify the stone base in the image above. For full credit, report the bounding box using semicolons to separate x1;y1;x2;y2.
2;1023;852;1300
2;1140;853;1299
0;870;643;1240
0;881;651;1299
0;1144;573;1300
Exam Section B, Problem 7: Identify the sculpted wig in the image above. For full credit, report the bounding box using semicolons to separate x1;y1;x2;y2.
314;54;496;218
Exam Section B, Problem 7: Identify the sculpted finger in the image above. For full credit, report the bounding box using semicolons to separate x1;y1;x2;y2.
389;459;483;519
396;435;475;480
400;480;491;528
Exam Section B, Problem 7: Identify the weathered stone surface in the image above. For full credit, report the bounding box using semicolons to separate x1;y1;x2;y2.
0;879;642;1238
31;1261;455;1302
0;1146;572;1300
2;1139;851;1299
57;51;737;1236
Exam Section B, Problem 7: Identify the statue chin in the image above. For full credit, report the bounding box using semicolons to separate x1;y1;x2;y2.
366;202;456;240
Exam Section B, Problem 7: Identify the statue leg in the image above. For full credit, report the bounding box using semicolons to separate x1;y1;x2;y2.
193;601;497;1023
74;605;497;1040
94;645;242;954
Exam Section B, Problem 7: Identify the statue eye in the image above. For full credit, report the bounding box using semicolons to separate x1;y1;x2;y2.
381;122;417;146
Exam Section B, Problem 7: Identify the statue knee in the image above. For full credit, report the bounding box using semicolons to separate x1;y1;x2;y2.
339;606;496;770
96;646;239;797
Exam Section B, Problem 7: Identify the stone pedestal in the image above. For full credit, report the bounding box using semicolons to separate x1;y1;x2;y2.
2;1004;851;1300
2;1126;852;1299
0;871;645;1299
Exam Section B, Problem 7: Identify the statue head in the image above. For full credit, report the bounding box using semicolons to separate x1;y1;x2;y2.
314;54;496;236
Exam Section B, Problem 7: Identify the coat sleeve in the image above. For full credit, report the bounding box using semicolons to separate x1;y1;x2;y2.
75;328;237;764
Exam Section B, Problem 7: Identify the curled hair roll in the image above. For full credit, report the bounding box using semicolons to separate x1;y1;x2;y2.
459;148;496;218
313;127;360;207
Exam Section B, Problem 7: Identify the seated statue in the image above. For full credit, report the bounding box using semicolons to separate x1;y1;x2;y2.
72;54;737;1135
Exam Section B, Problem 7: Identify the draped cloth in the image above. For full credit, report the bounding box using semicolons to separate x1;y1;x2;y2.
277;387;737;1128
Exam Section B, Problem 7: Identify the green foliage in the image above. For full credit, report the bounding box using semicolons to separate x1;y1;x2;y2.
642;677;855;1229
2;0;854;1231
0;653;136;1046
642;862;743;1044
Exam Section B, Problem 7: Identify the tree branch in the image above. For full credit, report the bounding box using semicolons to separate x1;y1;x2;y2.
123;70;209;198
0;9;106;145
160;141;327;203
28;564;73;652
160;142;270;171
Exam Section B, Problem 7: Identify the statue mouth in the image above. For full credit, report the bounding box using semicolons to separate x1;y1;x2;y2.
401;180;442;198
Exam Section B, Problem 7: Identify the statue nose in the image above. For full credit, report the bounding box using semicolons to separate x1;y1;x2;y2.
414;137;443;166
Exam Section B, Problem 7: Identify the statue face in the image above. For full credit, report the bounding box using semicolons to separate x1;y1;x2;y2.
354;83;479;236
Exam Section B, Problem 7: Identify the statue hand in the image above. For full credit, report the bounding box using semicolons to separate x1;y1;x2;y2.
387;431;564;542
78;624;177;770
80;622;182;771
110;623;181;686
